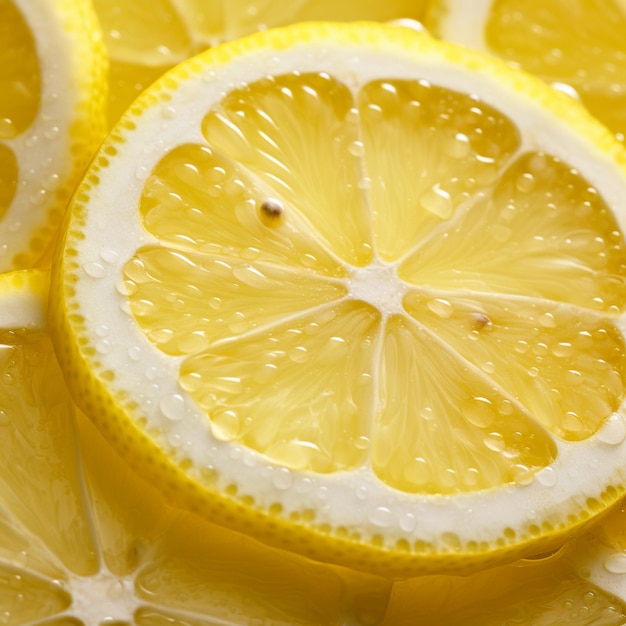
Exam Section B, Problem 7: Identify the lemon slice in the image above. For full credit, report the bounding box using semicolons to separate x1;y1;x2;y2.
0;0;106;271
384;540;626;624
0;268;390;625
425;0;626;143
50;22;626;576
92;0;428;124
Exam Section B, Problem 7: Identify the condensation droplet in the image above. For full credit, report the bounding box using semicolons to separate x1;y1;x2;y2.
483;432;506;452
135;165;149;180
462;396;496;428
597;413;626;445
536;466;558;487
160;394;186;421
426;298;453;318
516;172;535;193
420;184;453;219
604;551;626;574
272;468;293;490
445;132;471;158
83;262;106;278
399;512;416;533
368;506;394;528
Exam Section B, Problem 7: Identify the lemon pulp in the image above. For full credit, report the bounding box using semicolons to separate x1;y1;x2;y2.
123;71;626;496
427;0;626;142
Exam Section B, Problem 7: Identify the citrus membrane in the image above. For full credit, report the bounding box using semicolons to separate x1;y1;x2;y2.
0;269;391;626
92;0;428;124
0;0;106;270
425;0;626;142
51;22;626;576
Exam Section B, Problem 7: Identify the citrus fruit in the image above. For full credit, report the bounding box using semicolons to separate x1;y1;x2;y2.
50;21;626;577
0;0;107;271
0;268;392;625
425;0;626;143
92;0;428;124
383;539;626;625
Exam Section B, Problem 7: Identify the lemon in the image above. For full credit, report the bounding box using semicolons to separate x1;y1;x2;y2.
383;541;626;625
0;0;107;271
92;0;428;124
425;0;626;143
50;21;626;577
0;268;391;625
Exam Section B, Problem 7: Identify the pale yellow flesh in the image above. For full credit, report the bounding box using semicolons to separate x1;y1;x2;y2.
123;72;626;496
439;0;626;141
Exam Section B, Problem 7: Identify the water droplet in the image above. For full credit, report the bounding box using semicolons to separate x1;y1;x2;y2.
100;248;119;264
483;432;506;452
511;464;535;486
462;396;496;428
538;312;557;328
597;413;626;445
44;126;60;140
604;551;626;574
551;342;573;358
135;165;149;180
527;366;539;378
356;485;369;500
161;105;177;119
348;140;365;157
368;506;394;528
211;409;240;441
272;468;293;490
420;184;453;219
399;512;416;533
426;298;453;318
83;262;106;278
160;394;186;421
445;132;471;158
536;466;557;487
95;339;111;354
357;176;371;190
516;172;535;193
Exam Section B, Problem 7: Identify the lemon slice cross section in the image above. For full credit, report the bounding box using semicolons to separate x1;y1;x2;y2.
51;22;626;576
425;0;626;143
0;0;107;271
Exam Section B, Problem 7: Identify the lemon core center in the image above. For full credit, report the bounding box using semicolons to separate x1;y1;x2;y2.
348;261;408;316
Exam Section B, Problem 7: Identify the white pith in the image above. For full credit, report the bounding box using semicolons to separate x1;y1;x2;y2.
0;0;83;270
68;31;626;550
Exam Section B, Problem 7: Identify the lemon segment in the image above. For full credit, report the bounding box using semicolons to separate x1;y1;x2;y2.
0;0;106;271
51;22;626;576
426;0;626;142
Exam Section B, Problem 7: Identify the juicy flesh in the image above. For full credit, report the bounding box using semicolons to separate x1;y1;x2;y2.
124;72;626;495
0;0;40;217
485;0;626;141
